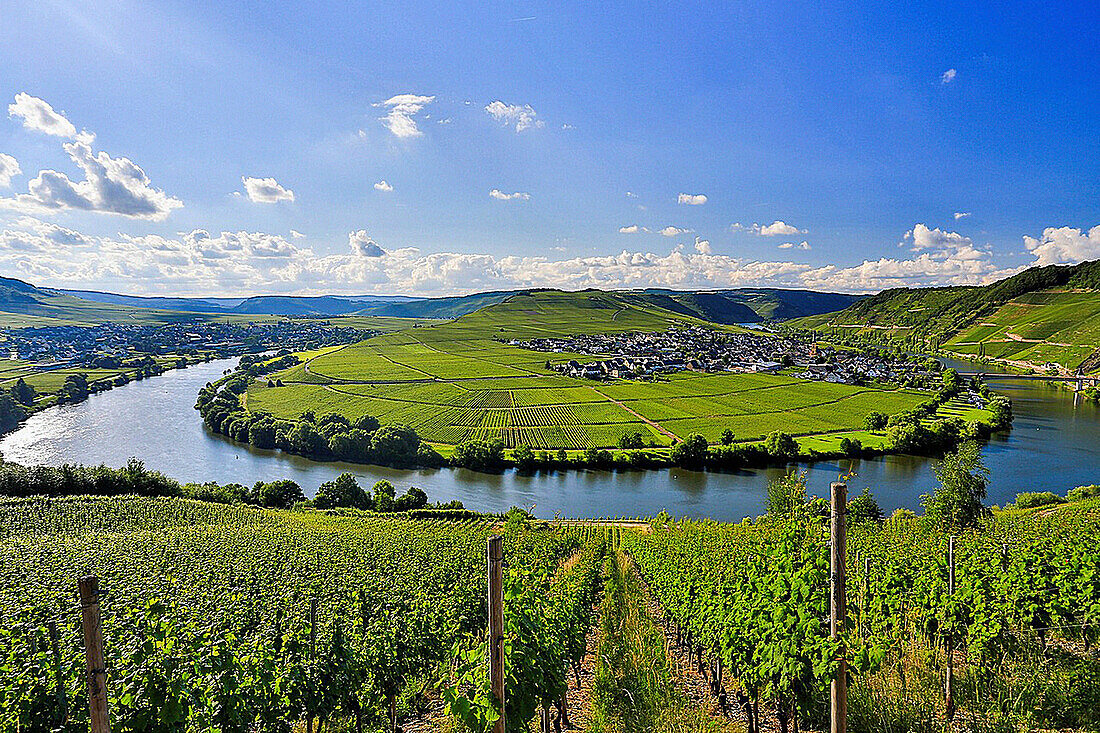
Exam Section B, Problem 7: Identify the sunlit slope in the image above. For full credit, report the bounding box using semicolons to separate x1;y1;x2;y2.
253;290;938;451
788;260;1100;373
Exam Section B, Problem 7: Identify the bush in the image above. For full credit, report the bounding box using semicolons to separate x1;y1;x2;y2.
847;487;883;523
669;433;709;467
618;432;645;449
720;428;735;446
1068;484;1100;502
766;471;807;517
1012;491;1064;510
864;411;888;431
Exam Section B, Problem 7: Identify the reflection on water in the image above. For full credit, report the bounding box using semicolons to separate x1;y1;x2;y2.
1;356;1098;520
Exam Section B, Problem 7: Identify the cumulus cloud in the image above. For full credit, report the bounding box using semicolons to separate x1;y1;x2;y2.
1023;225;1100;266
349;230;386;257
0;154;20;187
1;133;183;220
373;180;394;192
693;237;712;254
941;68;957;84
625;191;638;198
489;189;530;201
904;223;973;252
659;226;693;237
778;241;811;250
954;211;971;220
484;101;544;132
8;93;78;138
747;220;805;236
677;193;707;205
242;176;295;204
376;94;435;138
290;230;305;239
0;218;1027;296
619;225;647;234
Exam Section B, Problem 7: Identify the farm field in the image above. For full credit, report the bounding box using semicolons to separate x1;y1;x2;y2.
944;291;1100;372
250;291;943;451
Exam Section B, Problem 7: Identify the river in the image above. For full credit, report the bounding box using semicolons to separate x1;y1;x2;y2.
1;357;1097;520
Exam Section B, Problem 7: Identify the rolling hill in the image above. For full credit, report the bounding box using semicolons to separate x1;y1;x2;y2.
791;260;1100;373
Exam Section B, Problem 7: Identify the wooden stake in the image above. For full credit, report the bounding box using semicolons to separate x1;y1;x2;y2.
48;620;67;726
945;536;956;721
488;535;506;733
78;576;110;733
308;595;318;733
830;482;847;733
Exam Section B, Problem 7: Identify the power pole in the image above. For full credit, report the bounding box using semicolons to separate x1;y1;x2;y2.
830;482;847;733
488;535;506;733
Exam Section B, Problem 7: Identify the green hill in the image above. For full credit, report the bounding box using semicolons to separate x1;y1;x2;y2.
790;260;1100;373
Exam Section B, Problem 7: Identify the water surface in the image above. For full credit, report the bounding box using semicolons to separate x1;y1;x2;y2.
1;357;1097;520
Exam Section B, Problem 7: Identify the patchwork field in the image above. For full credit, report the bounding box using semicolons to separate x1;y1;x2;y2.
247;291;938;451
944;291;1100;372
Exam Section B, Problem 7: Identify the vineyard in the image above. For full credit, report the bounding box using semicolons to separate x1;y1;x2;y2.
242;292;960;453
6;490;1099;732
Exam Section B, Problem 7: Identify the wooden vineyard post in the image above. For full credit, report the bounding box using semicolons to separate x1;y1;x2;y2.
48;620;67;725
78;576;110;733
308;595;318;733
830;482;847;733
945;536;956;721
488;535;506;733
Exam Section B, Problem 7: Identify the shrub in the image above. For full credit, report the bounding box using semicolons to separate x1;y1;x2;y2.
848;487;883;523
766;471;807;518
764;431;799;460
1068;484;1100;502
1012;491;1064;510
864;411;888;431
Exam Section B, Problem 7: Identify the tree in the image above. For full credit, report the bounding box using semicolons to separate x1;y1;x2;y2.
371;479;396;512
847;486;882;524
988;395;1012;430
941;368;962;397
369;424;422;466
9;378;35;407
764;431;799;460
395;486;428;511
313;473;369;510
251;479;305;509
352;414;380;432
766;471;807;517
864;411;888;431
839;437;862;457
921;441;990;529
452;439;506;471
720;428;735;446
287;421;325;456
328;428;372;461
618;431;645;449
669;433;709;466
512;445;537;470
0;394;26;432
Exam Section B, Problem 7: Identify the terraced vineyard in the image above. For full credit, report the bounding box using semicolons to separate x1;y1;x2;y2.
944;291;1100;371
247;291;953;452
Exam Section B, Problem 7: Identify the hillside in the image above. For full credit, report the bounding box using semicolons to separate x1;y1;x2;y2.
792;260;1100;373
0;277;212;328
61;285;856;322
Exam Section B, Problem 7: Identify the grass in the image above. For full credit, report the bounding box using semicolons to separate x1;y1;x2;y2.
249;290;965;451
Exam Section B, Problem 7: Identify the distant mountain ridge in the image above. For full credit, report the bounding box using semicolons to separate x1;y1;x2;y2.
59;286;860;322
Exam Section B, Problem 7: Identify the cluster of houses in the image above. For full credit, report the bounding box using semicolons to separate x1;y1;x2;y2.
3;320;372;366
510;325;944;387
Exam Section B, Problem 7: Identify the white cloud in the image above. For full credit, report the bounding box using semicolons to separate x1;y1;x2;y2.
625;191;638;198
484;101;544;132
693;237;712;254
561;123;574;130
752;220;805;236
376;94;435;138
242;176;295;204
954;211;971;220
1023;225;1100;266
0;154;20;187
778;241;811;250
373;180;394;192
8;93;78;138
619;225;646;234
0;219;1026;296
941;68;957;84
348;230;386;257
489;189;530;201
677;193;707;205
904;223;972;252
659;226;693;237
290;229;305;239
1;134;182;220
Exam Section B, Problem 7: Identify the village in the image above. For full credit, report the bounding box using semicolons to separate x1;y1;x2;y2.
510;325;944;388
2;320;373;366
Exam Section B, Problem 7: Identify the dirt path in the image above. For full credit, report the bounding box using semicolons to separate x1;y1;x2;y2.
589;386;679;442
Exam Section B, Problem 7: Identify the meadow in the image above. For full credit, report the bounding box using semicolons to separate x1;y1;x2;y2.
248;291;947;453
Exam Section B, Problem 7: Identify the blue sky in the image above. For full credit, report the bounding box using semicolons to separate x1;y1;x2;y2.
0;0;1097;296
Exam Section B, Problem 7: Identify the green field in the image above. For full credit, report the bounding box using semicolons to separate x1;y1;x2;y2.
250;291;937;451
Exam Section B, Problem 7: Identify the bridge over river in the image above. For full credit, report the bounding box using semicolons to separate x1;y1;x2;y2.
958;372;1100;391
